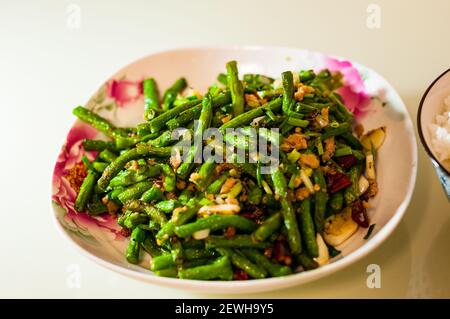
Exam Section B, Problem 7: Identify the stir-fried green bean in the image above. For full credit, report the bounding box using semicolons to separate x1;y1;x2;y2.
313;168;328;233
141;233;165;257
73;106;124;138
175;215;257;238
226;61;244;116
252;212;282;242
143;78;161;120
272;169;302;254
162;77;187;110
205;235;269;249
282;71;294;114
177;93;213;179
74;170;97;212
141;185;164;203
126;226;146;264
118;180;153;204
83;139;117;152
344;164;362;204
178;256;233;280
68;60;379;281
216;248;267;279
298;198;318;258
242;248;292;277
138;92;230;135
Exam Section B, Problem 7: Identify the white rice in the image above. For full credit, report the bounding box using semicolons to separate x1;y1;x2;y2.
429;95;450;170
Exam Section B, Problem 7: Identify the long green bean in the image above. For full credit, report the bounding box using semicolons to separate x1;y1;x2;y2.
68;61;378;280
175;215;257;238
272;169;302;254
126;227;146;264
252;212;282;242
73;106;124;138
143;78;160;120
177;93;213;179
344;164;362;204
162;77;187;110
242;248;292;277
216;248;267;279
178;256;233;280
118;180;153;204
313;168;328;233
282;71;294;114
74;170;97;212
205;235;269;249
298;198;318;258
226;61;244;116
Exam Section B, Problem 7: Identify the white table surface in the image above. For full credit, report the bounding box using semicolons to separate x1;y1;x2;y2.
1;0;449;298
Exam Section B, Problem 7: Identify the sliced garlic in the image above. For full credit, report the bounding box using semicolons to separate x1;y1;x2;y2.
300;169;315;194
292;71;300;86
314;233;330;266
323;207;359;246
192;229;210;240
228;181;243;198
229;168;238;177
169;148;182;170
365;153;376;180
252;115;266;127
261;180;273;195
198;204;241;217
215;196;225;204
358;175;370;195
273;78;282;89
361;127;386;151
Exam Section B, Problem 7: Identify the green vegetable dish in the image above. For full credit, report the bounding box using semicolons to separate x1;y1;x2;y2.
72;60;386;280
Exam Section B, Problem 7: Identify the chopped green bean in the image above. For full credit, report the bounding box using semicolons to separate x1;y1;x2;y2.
126;227;146;264
175;215;257;238
226;61;244;116
178;256;233;280
298;198;318;258
272;169;302;254
252;212;282;242
216;248;267;279
205;235;269;249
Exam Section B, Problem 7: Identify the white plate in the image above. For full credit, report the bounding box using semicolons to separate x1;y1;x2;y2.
51;46;417;293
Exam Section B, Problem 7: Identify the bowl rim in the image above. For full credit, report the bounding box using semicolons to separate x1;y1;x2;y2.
52;45;418;293
417;68;450;175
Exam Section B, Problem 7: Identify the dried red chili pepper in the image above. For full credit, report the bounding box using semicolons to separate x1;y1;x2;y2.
224;226;236;239
273;240;291;265
351;200;369;228
241;212;257;219
240;205;264;223
326;170;352;193
233;270;249;280
335;155;357;170
120;228;131;237
264;247;273;259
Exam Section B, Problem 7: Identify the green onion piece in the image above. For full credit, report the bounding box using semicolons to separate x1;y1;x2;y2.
261;180;273;195
335;146;353;157
286;118;309;127
316;138;324;155
287;149;301;163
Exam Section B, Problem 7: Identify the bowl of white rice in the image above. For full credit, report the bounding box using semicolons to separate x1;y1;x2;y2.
418;68;450;199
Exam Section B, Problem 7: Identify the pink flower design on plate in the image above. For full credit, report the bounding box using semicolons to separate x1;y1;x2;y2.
52;122;123;240
106;79;143;106
324;57;371;118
